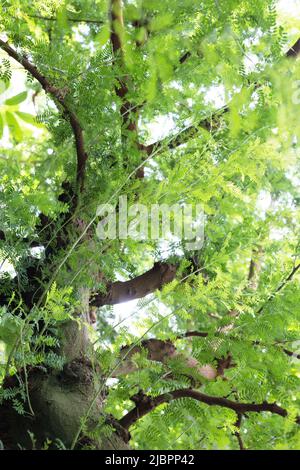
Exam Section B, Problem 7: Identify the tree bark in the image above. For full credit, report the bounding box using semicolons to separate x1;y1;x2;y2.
0;361;129;449
90;262;177;306
0;295;130;450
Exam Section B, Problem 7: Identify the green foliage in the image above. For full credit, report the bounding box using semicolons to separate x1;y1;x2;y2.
0;0;300;451
0;84;41;141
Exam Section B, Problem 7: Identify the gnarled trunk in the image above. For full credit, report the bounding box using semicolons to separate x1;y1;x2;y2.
0;312;129;450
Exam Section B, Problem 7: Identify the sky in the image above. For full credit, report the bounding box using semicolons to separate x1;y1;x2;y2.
278;0;300;17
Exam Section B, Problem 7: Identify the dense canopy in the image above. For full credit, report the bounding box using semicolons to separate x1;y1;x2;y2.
0;0;300;451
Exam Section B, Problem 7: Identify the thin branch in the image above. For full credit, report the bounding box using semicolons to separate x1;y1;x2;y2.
118;388;298;432
248;247;263;291
180;331;300;361
234;413;246;450
282;348;300;360
176;36;300;72
0;230;41;247
140;108;228;156
26;14;104;25
0;39;88;193
257;262;300;314
179;51;192;64
286;37;300;58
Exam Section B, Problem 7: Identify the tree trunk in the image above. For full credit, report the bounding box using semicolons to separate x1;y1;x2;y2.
0;294;130;450
0;363;129;449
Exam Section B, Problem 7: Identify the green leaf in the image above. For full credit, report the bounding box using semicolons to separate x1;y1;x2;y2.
96;25;110;47
15;111;38;126
149;13;173;31
0;80;9;95
5;111;23;141
0;311;22;352
4;91;27;106
57;3;68;29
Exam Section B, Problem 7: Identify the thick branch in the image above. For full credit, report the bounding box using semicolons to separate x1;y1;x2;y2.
119;388;298;432
90;262;177;306
0;39;88;193
113;338;218;381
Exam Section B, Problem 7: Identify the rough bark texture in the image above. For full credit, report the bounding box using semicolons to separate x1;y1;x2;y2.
0;291;129;450
0;319;129;450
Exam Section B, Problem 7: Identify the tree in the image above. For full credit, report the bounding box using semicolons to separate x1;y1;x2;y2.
0;0;300;450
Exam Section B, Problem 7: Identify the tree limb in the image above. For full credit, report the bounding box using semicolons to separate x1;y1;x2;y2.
110;0;148;178
90;262;177;306
27;14;104;25
139;109;228;156
110;1;135;132
118;388;299;433
182;329;300;360
234;413;246;450
113;338;218;381
0;39;88;193
257;262;300;314
286;37;300;58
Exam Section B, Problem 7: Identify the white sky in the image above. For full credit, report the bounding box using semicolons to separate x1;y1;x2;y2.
278;0;300;16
